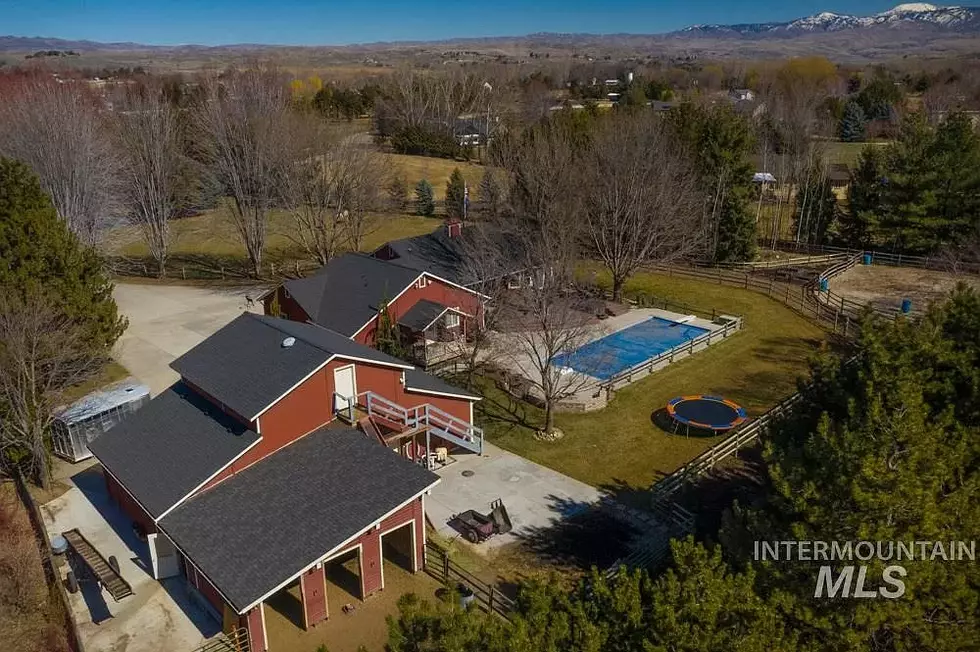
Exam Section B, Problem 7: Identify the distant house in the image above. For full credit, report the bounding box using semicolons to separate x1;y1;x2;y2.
828;163;851;199
649;100;678;113
454;118;487;147
730;88;755;101
604;79;620;87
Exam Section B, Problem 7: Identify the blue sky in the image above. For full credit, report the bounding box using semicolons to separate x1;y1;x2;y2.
2;1;908;46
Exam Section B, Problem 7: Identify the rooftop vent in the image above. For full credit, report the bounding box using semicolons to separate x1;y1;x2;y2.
282;337;296;348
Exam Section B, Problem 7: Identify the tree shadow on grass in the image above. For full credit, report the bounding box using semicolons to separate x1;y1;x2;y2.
511;494;639;573
671;444;769;539
474;387;538;432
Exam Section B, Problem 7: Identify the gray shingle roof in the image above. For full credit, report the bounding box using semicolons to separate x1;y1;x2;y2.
87;383;260;519
170;313;410;420
378;224;526;287
398;299;449;332
404;368;480;401
159;427;439;612
284;254;422;336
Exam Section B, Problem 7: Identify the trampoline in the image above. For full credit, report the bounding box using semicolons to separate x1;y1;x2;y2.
666;395;747;435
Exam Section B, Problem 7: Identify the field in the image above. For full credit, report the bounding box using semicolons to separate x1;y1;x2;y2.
110;209;439;260
832;264;980;313
387;153;486;200
477;269;827;493
827;140;890;166
106;153;487;269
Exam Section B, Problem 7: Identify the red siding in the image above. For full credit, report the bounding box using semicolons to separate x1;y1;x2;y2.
187;561;227;616
301;566;328;627
198;358;410;494
243;606;267;652
104;470;156;535
354;275;483;346
263;286;310;323
402;391;472;425
360;528;383;596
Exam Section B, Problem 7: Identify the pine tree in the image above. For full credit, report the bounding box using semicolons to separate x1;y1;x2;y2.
669;104;757;262
0;157;125;351
839;100;867;143
445;168;466;220
479;167;502;219
414;178;435;216
374;298;404;358
840;145;883;248
724;289;980;651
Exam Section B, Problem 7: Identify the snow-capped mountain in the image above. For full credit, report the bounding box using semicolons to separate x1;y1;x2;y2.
681;3;980;36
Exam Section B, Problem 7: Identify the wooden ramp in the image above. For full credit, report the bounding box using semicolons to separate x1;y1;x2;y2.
62;528;133;601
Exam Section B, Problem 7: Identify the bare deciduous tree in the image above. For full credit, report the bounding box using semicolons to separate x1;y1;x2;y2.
193;69;291;277
584;115;706;301
281;117;391;265
115;83;191;276
491;124;599;436
0;77;120;247
0;292;105;489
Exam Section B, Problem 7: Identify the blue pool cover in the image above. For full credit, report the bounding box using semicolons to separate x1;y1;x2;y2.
556;317;709;381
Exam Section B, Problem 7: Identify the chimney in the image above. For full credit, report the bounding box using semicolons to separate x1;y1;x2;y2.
446;219;463;239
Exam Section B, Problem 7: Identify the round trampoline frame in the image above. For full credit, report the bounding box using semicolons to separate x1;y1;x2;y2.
666;394;747;435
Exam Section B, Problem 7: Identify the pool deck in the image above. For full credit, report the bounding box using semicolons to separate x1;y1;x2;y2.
487;308;739;413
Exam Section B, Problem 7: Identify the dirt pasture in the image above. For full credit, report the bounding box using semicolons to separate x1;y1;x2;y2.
831;264;980;313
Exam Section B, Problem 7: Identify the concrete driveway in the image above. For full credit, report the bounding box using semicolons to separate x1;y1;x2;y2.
41;465;220;652
426;442;602;551
112;283;268;395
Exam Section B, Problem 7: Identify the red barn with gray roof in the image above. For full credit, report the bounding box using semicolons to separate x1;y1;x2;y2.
88;313;483;651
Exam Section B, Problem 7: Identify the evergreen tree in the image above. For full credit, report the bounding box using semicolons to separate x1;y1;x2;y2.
414;178;435;216
374;298;404;358
669;103;757;262
479;167;502;219
724;288;980;651
839;100;867;143
0;157;125;351
841;146;883;248
445;168;467;220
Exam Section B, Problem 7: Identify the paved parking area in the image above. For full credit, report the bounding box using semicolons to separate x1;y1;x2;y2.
112;283;267;395
426;442;602;551
40;464;220;652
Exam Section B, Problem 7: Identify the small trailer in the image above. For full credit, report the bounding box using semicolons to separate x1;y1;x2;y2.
52;379;150;462
451;498;512;543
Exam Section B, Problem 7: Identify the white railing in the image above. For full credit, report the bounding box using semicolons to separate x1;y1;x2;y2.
596;318;741;392
360;391;484;455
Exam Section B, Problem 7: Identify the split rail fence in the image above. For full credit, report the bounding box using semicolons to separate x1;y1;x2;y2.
424;540;516;620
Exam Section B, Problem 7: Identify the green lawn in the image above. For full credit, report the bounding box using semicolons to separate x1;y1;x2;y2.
110;209;440;261
388;153;486;200
826;140;890;167
477;270;828;493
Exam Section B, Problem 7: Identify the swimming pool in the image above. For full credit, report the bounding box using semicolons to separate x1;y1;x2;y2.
556;317;710;381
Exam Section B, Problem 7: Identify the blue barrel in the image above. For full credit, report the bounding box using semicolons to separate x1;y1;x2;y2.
901;298;912;314
819;278;829;291
863;253;872;265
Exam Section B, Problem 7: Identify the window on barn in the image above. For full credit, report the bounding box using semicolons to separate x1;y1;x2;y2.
445;312;460;328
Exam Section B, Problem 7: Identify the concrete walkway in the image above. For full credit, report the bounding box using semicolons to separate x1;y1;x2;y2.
112;283;267;395
41;464;220;652
426;442;602;551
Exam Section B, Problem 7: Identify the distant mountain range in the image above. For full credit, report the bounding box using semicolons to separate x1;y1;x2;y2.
3;5;980;63
680;3;980;36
